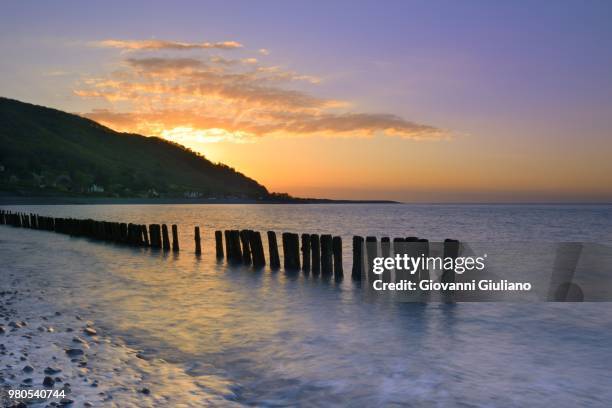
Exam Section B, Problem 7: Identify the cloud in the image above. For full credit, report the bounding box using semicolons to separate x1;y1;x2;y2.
76;40;447;143
93;39;243;50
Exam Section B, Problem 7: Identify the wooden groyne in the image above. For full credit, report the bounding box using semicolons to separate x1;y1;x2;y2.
0;210;456;282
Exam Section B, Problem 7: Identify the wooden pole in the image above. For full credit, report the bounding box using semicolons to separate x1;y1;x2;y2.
320;234;333;275
215;230;223;259
233;230;243;262
194;226;201;255
366;236;377;282
240;229;252;264
227;230;242;263
282;232;300;270
171;224;179;252
417;238;430;293
120;223;128;243
267;231;281;270
301;233;311;272
127;223;136;246
142;225;149;247
223;230;231;261
136;224;144;246
332;236;343;279
381;237;390;257
250;230;266;268
162;224;170;251
351;236;364;280
153;224;162;249
381;236;390;282
310;234;321;274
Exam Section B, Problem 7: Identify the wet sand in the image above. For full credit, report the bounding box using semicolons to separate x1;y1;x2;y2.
0;289;238;407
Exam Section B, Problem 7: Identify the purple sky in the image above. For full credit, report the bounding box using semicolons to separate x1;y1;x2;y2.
1;1;611;202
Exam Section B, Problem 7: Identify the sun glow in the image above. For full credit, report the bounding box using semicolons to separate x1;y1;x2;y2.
160;126;254;144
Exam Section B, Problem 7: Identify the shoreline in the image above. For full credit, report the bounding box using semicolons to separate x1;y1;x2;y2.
0;289;238;407
0;196;400;205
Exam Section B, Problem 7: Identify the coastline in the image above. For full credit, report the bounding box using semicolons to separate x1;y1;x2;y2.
0;196;400;206
0;288;238;407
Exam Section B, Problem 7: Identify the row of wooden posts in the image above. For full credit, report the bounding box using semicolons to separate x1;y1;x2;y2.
0;210;345;277
0;210;180;251
216;230;345;278
0;210;457;282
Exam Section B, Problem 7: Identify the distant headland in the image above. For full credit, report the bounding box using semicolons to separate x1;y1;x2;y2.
0;97;397;204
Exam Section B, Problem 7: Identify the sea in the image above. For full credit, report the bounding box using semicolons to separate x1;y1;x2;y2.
1;203;612;407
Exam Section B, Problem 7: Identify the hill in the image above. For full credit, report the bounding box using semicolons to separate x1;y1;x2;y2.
0;97;269;199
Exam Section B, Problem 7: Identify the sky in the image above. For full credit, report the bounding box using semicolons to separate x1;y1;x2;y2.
1;0;611;202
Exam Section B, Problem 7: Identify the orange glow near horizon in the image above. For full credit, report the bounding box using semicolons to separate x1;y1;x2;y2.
60;36;612;202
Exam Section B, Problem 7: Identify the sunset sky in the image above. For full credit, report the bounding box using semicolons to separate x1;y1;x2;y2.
1;1;611;202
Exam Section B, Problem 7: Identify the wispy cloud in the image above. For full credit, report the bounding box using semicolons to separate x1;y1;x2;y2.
76;39;447;143
93;39;243;51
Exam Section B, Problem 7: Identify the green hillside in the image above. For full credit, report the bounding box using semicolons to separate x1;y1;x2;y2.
0;97;269;199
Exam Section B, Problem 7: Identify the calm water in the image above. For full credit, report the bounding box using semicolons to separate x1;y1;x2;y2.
2;204;612;406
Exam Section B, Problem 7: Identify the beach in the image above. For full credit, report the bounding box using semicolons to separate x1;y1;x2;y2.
0;286;238;407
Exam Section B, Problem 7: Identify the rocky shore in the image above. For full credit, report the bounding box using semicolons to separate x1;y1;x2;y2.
0;289;235;407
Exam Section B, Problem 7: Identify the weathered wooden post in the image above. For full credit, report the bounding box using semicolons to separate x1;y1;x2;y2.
282;232;300;270
225;230;242;263
127;223;136;245
111;223;120;242
393;237;404;255
155;224;163;249
141;225;149;247
267;231;281;270
352;236;364;280
332;236;343;279
249;231;266;268
232;230;243;262
162;224;171;251
135;224;144;246
392;237;404;285
148;225;159;248
320;234;333;275
282;232;290;269
224;230;232;261
381;237;391;282
120;223;128;243
381;237;390;257
310;234;321;274
240;230;252;264
99;221;108;240
366;236;377;282
171;224;179;252
404;237;421;291
301;233;311;272
417;239;430;299
215;230;224;259
194;226;202;255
